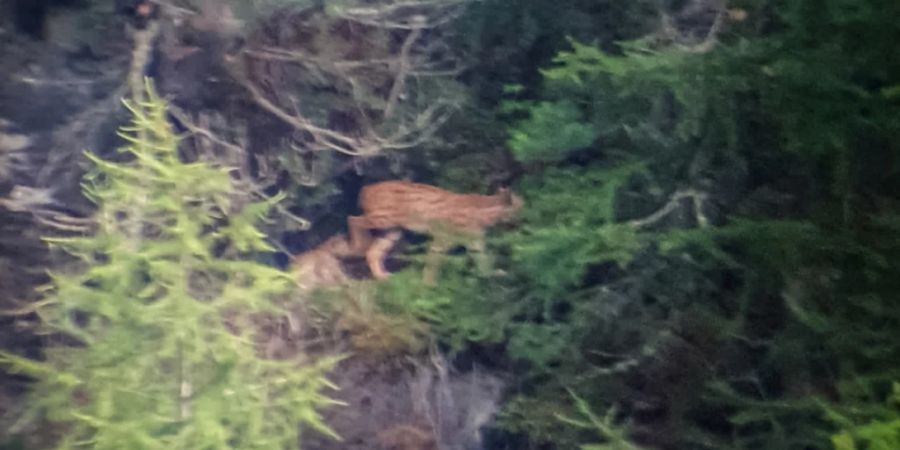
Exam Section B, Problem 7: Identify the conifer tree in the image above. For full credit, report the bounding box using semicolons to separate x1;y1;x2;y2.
0;80;340;449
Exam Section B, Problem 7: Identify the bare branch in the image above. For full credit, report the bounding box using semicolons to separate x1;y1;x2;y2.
656;0;729;54
384;22;424;119
228;0;467;168
166;105;311;230
335;0;467;29
33;213;94;233
148;0;197;18
0;186;94;233
627;189;709;229
168;105;245;155
231;50;459;156
128;21;161;103
0;186;60;213
231;65;366;156
678;10;725;54
250;47;398;70
376;100;458;150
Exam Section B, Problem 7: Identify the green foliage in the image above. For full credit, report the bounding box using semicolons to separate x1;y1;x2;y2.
830;383;900;450
558;391;646;450
503;35;749;166
211;0;316;22
657;219;826;270
496;395;583;449
506;100;598;162
186;1;899;449
452;0;658;103
473;1;900;449
0;81;340;449
508;163;644;298
375;256;512;352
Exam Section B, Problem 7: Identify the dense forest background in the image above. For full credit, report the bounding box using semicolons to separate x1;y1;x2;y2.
1;0;898;449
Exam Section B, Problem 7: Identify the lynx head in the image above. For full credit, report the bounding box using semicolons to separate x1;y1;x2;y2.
317;233;355;257
495;186;524;220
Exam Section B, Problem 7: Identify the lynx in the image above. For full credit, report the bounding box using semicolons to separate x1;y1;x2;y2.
290;233;358;292
347;180;523;284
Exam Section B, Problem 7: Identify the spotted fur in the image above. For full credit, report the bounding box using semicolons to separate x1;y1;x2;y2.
290;234;356;292
348;180;523;283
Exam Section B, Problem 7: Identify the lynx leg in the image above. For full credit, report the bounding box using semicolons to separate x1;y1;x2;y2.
422;238;450;286
366;230;403;280
469;235;493;276
347;215;374;254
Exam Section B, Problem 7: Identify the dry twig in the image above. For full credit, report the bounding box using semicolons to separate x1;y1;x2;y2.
627;189;709;229
166;105;311;230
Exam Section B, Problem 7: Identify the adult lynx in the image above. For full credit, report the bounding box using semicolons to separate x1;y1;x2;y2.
348;180;523;283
